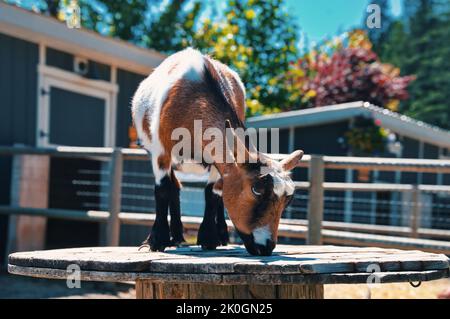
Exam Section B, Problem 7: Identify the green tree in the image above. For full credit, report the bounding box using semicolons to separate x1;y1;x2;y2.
144;0;203;52
367;0;450;129
363;0;393;53
399;0;450;129
8;0;154;42
96;0;149;42
193;0;299;115
376;20;408;67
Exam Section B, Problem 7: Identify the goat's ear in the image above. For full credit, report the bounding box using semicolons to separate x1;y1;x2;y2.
224;119;251;163
280;150;304;171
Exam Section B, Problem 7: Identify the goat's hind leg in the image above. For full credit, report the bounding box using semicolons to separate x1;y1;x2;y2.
140;157;172;251
169;169;185;245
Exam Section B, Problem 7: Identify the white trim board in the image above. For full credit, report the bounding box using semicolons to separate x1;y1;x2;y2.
0;2;165;75
37;65;116;148
38;65;118;93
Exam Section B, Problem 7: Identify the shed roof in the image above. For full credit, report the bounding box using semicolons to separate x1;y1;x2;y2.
247;101;450;149
0;2;166;74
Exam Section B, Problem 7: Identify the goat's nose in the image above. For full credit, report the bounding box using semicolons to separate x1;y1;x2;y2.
255;239;276;256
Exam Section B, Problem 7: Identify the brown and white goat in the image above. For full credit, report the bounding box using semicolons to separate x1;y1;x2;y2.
132;48;303;256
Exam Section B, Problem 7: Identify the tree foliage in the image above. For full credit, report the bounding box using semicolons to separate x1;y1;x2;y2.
363;0;393;53
400;0;450;129
365;0;450;129
284;30;414;110
190;0;299;116
21;0;153;42
144;0;203;52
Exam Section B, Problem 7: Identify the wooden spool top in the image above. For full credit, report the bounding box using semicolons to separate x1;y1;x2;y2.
8;245;450;285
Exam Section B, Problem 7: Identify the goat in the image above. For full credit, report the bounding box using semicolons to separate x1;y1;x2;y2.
132;48;303;256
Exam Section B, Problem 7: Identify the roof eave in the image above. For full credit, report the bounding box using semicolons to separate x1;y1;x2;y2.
246;101;366;129
0;2;166;75
246;101;450;149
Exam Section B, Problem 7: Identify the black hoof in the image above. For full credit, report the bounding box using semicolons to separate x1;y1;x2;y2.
201;244;218;250
170;236;186;246
150;238;171;252
147;223;171;252
170;222;186;246
197;221;220;250
217;224;229;246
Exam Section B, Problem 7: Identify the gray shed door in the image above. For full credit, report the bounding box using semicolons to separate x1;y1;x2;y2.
49;87;105;147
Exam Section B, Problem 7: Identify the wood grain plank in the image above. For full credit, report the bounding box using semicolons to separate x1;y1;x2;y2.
188;284;234;299
8;245;449;280
277;284;324;299
8;264;449;285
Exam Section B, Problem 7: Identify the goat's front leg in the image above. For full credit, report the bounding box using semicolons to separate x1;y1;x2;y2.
197;183;221;250
216;197;229;246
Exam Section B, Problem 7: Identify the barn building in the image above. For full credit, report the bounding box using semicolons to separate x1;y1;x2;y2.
0;3;164;261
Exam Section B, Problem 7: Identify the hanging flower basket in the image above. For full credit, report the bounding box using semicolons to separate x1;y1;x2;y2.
344;116;388;156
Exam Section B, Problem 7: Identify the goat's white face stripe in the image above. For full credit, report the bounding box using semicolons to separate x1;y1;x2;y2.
268;170;295;197
252;225;272;246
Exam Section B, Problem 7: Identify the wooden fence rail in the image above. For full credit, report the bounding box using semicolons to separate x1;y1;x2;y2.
1;145;450;260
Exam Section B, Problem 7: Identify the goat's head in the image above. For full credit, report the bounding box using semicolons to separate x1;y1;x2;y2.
216;121;303;256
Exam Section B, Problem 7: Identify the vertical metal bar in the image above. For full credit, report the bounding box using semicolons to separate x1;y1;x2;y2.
106;148;123;246
410;185;421;238
288;127;295;153
307;155;324;245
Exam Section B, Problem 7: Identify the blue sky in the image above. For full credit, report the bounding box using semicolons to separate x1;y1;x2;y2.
285;0;403;46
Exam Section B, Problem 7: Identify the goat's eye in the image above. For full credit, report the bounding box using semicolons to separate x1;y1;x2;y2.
251;174;273;198
251;186;262;197
251;179;266;197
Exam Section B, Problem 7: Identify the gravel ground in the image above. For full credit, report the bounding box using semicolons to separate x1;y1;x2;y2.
324;278;450;299
1;271;449;299
0;272;135;299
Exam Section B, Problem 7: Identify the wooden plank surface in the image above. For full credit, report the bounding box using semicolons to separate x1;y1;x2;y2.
8;245;450;286
8;264;448;285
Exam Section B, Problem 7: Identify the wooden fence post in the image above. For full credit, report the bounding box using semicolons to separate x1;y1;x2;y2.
5;152;50;261
410;185;421;238
106;148;123;246
307;155;324;245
